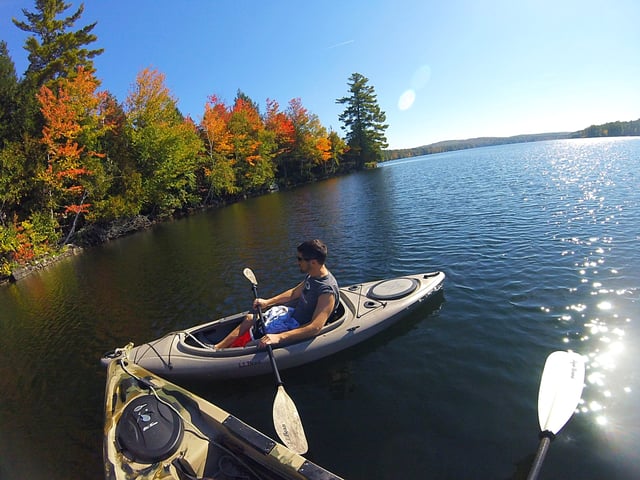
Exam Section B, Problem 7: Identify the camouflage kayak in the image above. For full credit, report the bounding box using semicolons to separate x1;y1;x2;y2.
103;353;343;480
102;271;445;380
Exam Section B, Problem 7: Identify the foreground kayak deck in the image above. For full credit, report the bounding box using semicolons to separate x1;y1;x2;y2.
104;356;343;480
103;271;445;380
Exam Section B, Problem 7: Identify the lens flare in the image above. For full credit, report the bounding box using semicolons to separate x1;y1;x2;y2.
411;65;431;90
397;64;432;111
398;89;416;111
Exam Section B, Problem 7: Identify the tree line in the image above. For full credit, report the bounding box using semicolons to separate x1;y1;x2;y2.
570;119;640;138
0;1;388;279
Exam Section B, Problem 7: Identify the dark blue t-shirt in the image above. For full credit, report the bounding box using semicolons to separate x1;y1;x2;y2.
292;272;339;325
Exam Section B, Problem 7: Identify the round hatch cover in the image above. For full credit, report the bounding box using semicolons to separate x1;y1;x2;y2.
368;277;418;300
116;394;184;464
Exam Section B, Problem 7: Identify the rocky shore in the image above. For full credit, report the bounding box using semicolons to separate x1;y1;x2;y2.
73;215;154;246
7;245;84;283
2;215;154;285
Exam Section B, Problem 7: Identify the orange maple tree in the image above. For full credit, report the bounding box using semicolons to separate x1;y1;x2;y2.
284;98;333;178
200;95;238;199
229;97;263;166
36;66;108;241
264;98;295;156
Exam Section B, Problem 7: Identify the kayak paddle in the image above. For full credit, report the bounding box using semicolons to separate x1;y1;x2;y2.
243;267;309;455
526;350;586;480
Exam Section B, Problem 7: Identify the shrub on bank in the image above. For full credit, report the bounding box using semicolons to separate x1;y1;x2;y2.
0;212;60;280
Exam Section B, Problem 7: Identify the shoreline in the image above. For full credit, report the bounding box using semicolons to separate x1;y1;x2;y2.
0;191;257;286
0;214;156;286
3;244;85;284
1;174;343;287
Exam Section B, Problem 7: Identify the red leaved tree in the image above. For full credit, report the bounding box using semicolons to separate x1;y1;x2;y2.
227;96;276;191
200;95;237;201
264;98;295;181
37;66;109;243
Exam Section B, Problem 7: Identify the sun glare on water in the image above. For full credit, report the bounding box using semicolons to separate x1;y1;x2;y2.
543;143;638;465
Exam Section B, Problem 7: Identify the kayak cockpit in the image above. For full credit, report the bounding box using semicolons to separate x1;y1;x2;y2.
181;301;349;353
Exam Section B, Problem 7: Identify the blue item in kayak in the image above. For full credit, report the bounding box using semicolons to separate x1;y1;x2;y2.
261;305;299;335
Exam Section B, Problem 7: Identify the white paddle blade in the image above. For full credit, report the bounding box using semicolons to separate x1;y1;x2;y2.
243;267;257;285
273;386;308;454
537;351;586;434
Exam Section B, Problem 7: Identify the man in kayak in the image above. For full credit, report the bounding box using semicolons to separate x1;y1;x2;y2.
215;239;340;349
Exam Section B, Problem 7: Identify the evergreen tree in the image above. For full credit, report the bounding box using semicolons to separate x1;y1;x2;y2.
12;0;103;88
11;0;103;138
0;41;20;144
336;72;388;169
0;42;41;224
235;89;261;114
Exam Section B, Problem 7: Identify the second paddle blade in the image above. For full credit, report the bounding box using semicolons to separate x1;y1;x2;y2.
537;351;585;435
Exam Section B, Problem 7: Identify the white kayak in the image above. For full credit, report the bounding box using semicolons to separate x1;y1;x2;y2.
102;271;445;380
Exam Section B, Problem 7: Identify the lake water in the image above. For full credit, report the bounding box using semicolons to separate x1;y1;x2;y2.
1;138;638;479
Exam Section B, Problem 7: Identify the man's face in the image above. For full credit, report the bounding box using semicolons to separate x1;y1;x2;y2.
297;253;313;273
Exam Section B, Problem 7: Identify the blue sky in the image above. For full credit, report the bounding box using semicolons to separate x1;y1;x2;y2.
1;0;639;149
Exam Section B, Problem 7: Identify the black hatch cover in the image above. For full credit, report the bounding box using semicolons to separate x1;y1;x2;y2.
116;394;184;464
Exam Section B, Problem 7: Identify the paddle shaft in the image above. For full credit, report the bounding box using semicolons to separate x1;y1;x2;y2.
250;283;283;387
251;283;283;386
243;267;308;454
527;434;552;480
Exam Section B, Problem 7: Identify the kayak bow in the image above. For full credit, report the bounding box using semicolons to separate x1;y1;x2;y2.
103;352;343;479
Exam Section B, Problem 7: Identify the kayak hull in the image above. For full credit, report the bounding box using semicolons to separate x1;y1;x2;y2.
102;271;445;380
103;356;342;479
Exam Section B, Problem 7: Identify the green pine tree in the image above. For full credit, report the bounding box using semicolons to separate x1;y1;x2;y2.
11;0;104;138
12;0;104;88
0;41;20;145
336;72;388;169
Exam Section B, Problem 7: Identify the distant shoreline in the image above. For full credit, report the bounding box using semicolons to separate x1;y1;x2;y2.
383;118;640;161
383;132;570;161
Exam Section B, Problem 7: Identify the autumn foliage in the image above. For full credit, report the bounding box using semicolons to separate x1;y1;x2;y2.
198;92;337;196
37;68;106;236
1;1;386;279
1;23;346;278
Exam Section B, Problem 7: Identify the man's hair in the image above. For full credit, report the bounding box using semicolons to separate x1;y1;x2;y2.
297;239;328;264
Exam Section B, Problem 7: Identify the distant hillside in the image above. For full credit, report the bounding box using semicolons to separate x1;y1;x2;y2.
383;118;640;161
383;132;570;161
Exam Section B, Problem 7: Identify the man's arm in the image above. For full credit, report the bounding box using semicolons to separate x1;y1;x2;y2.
255;280;305;310
260;293;335;346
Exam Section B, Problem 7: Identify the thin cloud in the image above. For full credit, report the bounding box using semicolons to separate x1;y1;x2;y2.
326;39;355;50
